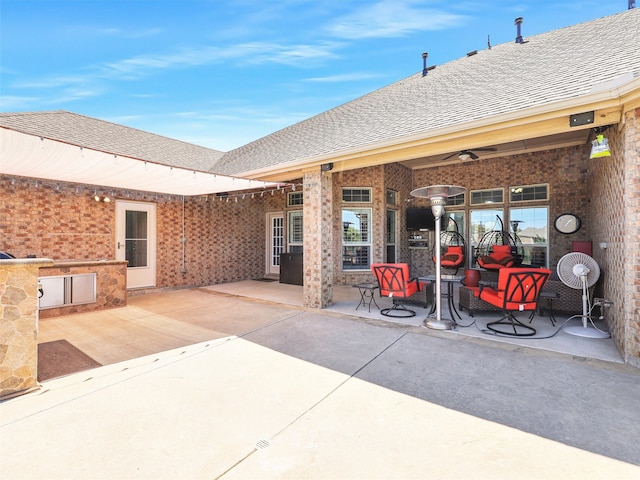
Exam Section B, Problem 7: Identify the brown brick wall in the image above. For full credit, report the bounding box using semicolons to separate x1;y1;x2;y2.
331;166;386;286
588;108;640;365
412;145;593;267
384;163;413;268
1;178;114;260
303;171;333;308
1;176;274;289
328;147;595;285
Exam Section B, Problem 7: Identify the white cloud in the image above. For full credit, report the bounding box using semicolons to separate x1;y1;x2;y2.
43;88;104;105
97;40;342;80
326;1;465;39
0;95;41;110
17;75;89;89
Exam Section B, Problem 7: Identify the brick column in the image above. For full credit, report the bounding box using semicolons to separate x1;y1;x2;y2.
623;108;640;367
1;258;54;398
303;169;333;308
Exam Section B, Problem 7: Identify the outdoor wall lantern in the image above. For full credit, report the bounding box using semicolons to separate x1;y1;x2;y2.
410;185;466;330
93;190;111;202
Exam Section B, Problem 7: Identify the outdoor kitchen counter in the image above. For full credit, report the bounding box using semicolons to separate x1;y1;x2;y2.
39;260;127;318
51;259;127;267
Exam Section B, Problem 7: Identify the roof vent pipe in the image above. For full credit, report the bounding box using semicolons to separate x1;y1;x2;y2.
422;52;428;76
515;17;524;43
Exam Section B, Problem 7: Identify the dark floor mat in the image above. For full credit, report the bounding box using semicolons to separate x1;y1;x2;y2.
38;340;102;381
253;278;277;282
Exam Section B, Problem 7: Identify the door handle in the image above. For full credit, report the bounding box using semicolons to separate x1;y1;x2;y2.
117;241;121;249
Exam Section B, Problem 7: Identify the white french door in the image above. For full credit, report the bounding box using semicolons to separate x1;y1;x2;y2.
266;212;284;276
115;201;156;289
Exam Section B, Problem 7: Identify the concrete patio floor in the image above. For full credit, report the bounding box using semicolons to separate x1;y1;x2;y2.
206;280;624;365
1;281;639;479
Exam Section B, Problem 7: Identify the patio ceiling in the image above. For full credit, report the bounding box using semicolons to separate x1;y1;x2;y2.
399;130;592;169
0;128;279;196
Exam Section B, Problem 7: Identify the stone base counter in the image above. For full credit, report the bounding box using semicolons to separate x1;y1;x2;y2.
0;258;54;398
38;260;127;319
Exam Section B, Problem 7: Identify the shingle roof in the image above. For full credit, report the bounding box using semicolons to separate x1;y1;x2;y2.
213;9;640;176
0;110;224;171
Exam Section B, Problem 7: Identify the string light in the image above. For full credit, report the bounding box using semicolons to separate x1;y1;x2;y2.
6;175;304;205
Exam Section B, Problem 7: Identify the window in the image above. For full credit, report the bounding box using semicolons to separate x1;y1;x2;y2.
510;207;548;267
386;209;397;263
342;208;371;270
447;192;465;207
510;184;548;202
342;188;371;203
288;210;303;247
445;211;465;238
470;209;504;265
287;191;304;206
470;188;503;205
386;189;398;205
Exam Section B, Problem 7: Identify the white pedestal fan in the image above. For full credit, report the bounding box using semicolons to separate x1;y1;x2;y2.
557;252;610;339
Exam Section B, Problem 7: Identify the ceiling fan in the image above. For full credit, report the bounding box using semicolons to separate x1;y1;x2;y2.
442;147;497;161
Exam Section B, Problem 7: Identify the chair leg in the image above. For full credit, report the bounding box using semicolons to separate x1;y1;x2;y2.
380;299;416;318
486;312;536;337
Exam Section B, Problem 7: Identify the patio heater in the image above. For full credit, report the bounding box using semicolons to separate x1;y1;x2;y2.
410;185;466;330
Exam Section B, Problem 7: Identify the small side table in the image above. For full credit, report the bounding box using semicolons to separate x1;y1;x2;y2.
353;283;380;312
529;290;560;326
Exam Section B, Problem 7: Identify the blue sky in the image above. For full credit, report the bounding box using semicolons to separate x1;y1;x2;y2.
0;1;629;151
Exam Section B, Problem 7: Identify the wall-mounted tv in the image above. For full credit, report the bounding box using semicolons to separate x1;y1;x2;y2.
406;207;446;231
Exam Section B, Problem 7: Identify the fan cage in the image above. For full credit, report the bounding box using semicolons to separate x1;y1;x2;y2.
557;252;600;289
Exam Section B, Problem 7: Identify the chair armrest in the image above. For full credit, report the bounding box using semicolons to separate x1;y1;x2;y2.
477;283;497;298
409;277;430;290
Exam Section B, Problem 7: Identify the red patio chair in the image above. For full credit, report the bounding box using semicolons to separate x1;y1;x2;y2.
371;263;429;318
476;267;551;336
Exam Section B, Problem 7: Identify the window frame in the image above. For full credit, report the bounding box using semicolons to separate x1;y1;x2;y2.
342;187;372;203
509;206;549;268
386;189;398;206
470;188;504;205
509;184;549;203
342;207;372;271
287;191;304;207
287;210;304;247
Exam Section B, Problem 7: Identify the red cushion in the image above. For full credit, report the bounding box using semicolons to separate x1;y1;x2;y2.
477;255;514;269
493;245;512;254
479;268;552;309
371;263;426;299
